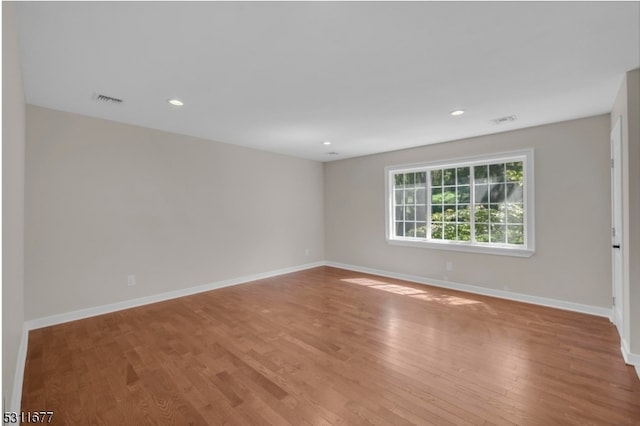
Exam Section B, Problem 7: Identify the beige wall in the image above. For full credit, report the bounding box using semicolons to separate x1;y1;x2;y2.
325;115;612;308
25;106;325;320
3;2;26;410
627;70;640;355
612;69;640;356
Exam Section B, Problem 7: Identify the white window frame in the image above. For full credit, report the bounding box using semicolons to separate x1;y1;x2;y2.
385;149;535;257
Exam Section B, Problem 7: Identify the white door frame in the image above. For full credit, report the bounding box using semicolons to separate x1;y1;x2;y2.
610;116;623;332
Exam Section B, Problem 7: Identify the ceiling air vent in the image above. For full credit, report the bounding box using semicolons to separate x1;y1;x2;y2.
492;115;517;125
95;94;123;104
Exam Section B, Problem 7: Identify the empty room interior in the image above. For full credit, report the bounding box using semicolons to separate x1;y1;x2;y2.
3;1;640;424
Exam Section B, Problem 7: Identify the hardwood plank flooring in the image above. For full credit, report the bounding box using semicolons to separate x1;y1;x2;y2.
21;266;640;425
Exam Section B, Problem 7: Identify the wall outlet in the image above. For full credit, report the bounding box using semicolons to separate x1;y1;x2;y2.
127;275;136;286
445;261;453;271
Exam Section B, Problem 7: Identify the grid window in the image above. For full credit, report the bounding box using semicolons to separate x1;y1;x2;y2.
393;172;427;238
473;161;524;244
386;151;533;257
429;167;471;242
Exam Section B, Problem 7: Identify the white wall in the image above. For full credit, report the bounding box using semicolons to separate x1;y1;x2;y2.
325;115;612;309
25;106;324;320
2;2;26;410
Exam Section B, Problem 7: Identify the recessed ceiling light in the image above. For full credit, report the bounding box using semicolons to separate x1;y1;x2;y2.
323;141;332;145
450;109;465;116
168;99;184;106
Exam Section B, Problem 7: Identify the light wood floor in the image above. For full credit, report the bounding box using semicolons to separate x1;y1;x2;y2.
22;266;640;425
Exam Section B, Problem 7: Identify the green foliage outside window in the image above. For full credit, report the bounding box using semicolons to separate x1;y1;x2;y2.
394;161;525;245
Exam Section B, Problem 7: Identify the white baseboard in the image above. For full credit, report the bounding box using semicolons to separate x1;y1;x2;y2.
24;261;324;331
11;325;29;412
325;261;613;319
612;307;623;329
621;339;640;369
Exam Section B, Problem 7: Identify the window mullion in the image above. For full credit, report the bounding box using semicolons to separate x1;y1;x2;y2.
426;169;432;240
470;166;476;244
391;173;396;237
523;161;528;247
455;170;459;241
390;174;394;234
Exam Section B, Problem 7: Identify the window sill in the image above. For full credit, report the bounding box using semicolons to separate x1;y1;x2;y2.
387;238;535;258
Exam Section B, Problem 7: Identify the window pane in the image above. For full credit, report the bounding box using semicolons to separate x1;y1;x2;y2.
416;205;426;220
489;163;505;183
506;183;523;202
457;185;470;203
405;222;415;236
405;189;415;204
404;173;415;186
396;222;404;237
457;205;470;222
415;222;427;237
474;165;488;183
490;224;506;243
489;204;505;223
431;211;442;224
394;173;404;187
416;188;426;204
444;223;456;240
431;187;443;204
458;223;471;241
475;224;489;242
443;206;456;222
431;169;442;186
416;172;427;185
406;225;418;237
443;168;456;185
507;225;524;245
507;203;524;224
474;184;489;204
406;206;415;220
395;206;404;220
506;162;523;182
489;184;505;203
457;167;470;185
431;204;443;217
443;188;456;204
395;189;404;205
431;223;443;239
474;204;489;223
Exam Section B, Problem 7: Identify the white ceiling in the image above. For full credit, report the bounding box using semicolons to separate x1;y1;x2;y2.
15;2;640;162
